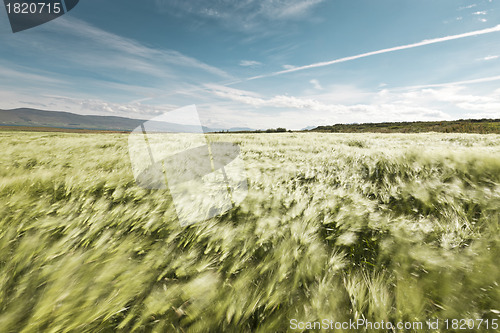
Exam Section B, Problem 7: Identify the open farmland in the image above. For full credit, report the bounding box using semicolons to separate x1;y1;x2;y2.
0;131;499;332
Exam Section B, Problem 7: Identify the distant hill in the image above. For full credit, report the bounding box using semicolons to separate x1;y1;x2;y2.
311;119;500;134
0;108;146;131
0;108;254;133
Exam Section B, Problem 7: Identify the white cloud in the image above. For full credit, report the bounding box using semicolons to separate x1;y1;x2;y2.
206;83;338;110
377;84;500;118
260;0;324;19
398;86;495;104
482;55;499;61
6;77;498;130
204;84;452;129
309;79;323;90
457;102;500;112
473;11;488;15
202;102;451;130
458;4;478;10
248;24;500;80
240;60;262;67
203;76;500;129
201;8;221;17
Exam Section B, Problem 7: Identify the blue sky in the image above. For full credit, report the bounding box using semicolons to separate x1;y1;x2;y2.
1;0;500;129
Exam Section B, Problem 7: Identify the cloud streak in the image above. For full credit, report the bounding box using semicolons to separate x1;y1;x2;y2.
391;75;500;91
154;0;324;33
51;18;232;79
240;60;262;67
247;24;500;80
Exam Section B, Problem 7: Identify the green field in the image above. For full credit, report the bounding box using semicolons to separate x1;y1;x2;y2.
0;132;499;332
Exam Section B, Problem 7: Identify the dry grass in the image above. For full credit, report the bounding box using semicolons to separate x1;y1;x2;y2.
0;131;499;332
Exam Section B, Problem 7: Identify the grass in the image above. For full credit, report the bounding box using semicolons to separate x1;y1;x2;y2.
0;131;499;332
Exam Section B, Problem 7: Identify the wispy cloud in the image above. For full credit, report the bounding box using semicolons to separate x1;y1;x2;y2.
309;79;323;90
155;0;324;32
239;60;262;67
481;55;499;61
0;16;234;108
1;16;232;92
260;0;324;19
247;24;500;80
458;4;478;10
51;18;231;79
0;64;67;85
43;95;175;118
205;84;451;124
391;75;500;91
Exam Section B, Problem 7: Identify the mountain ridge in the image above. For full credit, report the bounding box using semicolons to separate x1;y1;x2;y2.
0;108;254;133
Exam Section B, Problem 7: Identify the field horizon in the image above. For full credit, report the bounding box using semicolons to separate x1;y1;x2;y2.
1;108;500;134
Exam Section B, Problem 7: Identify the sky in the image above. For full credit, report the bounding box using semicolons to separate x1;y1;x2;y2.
1;0;500;130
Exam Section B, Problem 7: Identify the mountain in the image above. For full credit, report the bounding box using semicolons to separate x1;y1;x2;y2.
0;108;248;133
1;108;145;131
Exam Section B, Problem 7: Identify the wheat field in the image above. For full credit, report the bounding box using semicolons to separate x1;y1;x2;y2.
0;131;499;332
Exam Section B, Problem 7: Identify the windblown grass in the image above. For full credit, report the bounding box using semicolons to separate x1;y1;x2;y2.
0;131;499;332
